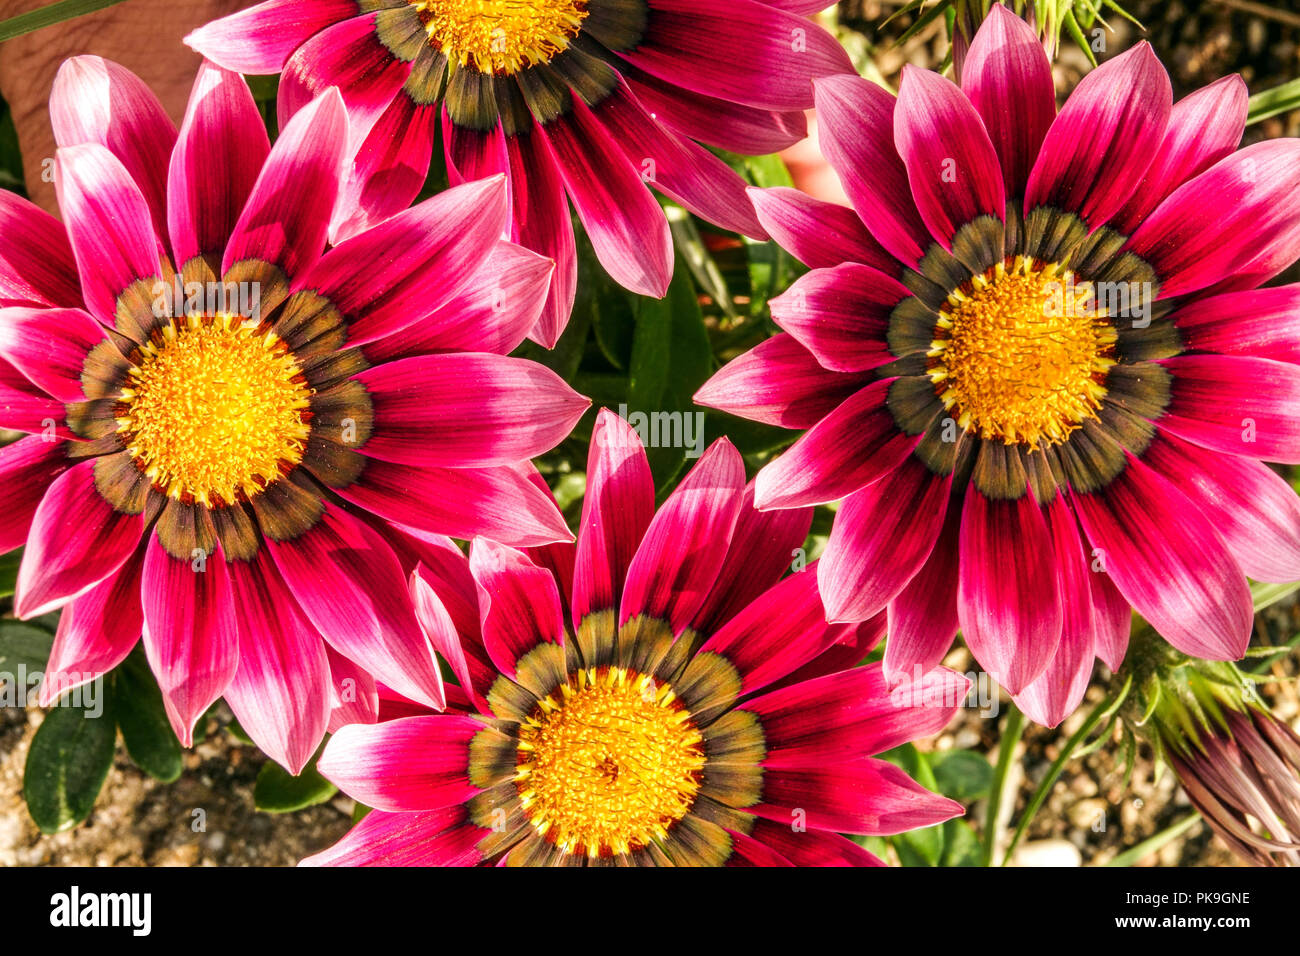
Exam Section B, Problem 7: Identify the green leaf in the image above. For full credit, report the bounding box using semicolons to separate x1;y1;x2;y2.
1103;812;1200;867
1251;579;1300;612
0;0;131;42
930;749;995;802
254;745;337;813
627;259;713;488
940;818;983;866
1248;77;1300;126
0;620;54;673
113;650;182;783
23;689;116;834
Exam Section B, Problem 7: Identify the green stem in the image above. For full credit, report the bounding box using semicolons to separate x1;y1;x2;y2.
1000;674;1132;866
1102;813;1200;868
0;0;130;42
981;704;1024;867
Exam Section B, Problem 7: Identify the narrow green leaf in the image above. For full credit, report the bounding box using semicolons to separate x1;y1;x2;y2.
254;745;337;813
1251;579;1300;612
23;689;116;833
114;649;183;783
1248;77;1300;126
0;0;130;43
1103;812;1200;867
982;704;1025;866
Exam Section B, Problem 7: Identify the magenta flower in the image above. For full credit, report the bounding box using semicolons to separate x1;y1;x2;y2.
184;0;854;346
302;408;966;866
696;4;1300;726
0;56;589;772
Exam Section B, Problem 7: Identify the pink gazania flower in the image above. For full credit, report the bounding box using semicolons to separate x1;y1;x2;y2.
302;408;967;866
184;0;854;346
0;56;588;772
696;4;1300;727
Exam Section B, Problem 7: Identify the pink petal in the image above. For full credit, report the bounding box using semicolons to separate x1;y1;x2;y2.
619;439;745;633
1109;75;1248;235
884;504;961;685
39;547;143;705
316;715;486;811
748;185;897;273
742;662;968;767
895;64;1004;247
54;144;164;328
1145;433;1300;583
1156;354;1300;463
747;820;885;866
770;262;909;373
300;806;485;867
1126;140;1300;297
957;487;1062;695
140;534;239;746
469;538;565;679
961;3;1056;198
224;550;332;774
596;82;764;238
332;93;437;243
168;61;270;268
1071;453;1252;660
616;0;851;111
51;56;176;244
1011;496;1096;728
325;646;380;733
753;380;918;510
820;457;950;622
694;333;874;429
296;176;508;346
362;240;554;361
16;459;145;618
813;74;932;268
334;459;571;548
0;436;71;554
692;480;813;636
572;408;655;627
1172;284;1300;364
266;502;446;710
411;565;488;714
694;565;852;696
505;128;576;349
0;362;71;438
1024;43;1171;227
622;65;807;156
0;189;81;308
751;758;963;836
443;111;509;187
0;306;106;403
185;0;359;74
355;353;589;468
543;102;671;298
277;13;411;137
222;88;348;281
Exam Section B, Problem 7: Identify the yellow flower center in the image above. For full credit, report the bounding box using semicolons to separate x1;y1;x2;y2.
927;256;1117;448
414;0;589;74
516;666;705;858
116;314;313;507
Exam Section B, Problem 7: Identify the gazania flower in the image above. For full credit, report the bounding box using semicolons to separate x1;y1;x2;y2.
184;0;854;345
1122;638;1300;866
0;56;588;772
697;4;1300;727
302;409;966;866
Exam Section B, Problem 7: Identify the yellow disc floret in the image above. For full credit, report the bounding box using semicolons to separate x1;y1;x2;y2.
927;255;1118;449
515;666;705;858
414;0;589;74
116;314;313;507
